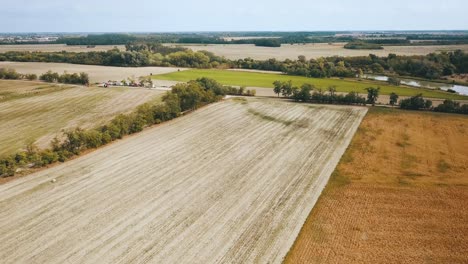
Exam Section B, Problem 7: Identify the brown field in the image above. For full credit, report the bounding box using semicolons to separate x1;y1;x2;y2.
0;61;183;83
171;43;468;60
0;98;367;263
0;44;125;53
285;108;468;263
0;80;164;156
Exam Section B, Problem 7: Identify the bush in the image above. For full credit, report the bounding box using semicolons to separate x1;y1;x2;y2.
0;157;16;177
40;150;59;165
400;94;432;110
0;68;21;80
25;73;38;81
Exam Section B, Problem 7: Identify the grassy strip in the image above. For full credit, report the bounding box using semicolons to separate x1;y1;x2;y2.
154;69;468;100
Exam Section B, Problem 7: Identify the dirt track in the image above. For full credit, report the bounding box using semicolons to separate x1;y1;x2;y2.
0;98;366;263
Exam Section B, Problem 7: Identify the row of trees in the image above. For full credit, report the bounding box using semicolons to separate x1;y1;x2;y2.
40;71;89;85
399;93;468;114
232;51;468;80
344;42;383;50
5;49;468;80
272;79;468;115
0;78;253;177
0;48;227;68
54;33;468;47
272;80;368;105
399;94;433;110
2;46;467;80
0;68;89;85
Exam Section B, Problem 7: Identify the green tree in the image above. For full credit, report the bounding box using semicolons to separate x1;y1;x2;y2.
365;87;380;106
281;80;293;97
389;92;399;107
273;81;282;97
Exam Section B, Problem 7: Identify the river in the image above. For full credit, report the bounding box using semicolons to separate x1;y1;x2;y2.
364;75;468;96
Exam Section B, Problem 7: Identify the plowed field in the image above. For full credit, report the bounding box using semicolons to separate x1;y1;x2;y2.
0;98;366;263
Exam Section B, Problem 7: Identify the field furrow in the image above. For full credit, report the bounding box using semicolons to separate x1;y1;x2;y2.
0;98;367;263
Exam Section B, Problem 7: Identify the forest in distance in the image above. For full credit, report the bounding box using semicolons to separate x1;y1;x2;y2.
1;42;467;81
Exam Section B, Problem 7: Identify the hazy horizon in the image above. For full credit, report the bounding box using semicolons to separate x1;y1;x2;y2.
1;0;467;32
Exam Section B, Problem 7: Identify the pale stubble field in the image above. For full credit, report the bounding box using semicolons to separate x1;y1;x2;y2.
0;98;367;263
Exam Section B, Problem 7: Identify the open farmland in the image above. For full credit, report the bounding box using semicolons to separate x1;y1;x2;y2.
0;98;367;263
286;108;468;263
0;80;163;156
0;61;184;83
154;69;468;100
171;43;468;60
0;44;125;53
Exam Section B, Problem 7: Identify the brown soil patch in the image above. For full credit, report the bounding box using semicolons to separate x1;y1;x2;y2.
286;184;468;264
285;108;468;264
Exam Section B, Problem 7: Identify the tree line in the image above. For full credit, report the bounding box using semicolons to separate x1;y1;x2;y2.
1;47;468;81
272;80;367;105
0;48;227;68
233;51;468;80
273;79;468;115
53;33;468;46
0;68;89;85
40;71;89;85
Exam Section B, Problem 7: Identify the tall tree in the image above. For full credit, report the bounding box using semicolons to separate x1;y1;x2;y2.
281;80;293;97
273;81;282;97
365;87;380;106
389;92;399;107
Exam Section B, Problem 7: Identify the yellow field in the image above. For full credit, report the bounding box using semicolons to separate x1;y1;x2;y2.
285;108;468;263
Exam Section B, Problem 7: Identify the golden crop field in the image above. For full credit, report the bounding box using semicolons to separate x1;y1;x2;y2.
286;108;468;263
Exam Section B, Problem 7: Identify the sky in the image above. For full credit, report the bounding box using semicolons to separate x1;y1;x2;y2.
1;0;467;32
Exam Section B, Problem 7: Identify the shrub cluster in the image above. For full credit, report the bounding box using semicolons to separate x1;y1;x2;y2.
399;94;433;110
40;71;89;85
0;68;37;80
434;99;468;114
225;86;256;96
344;42;384;50
0;78;230;178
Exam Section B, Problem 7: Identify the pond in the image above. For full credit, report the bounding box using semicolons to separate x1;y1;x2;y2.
364;75;468;96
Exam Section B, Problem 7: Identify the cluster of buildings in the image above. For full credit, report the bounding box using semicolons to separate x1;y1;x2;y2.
0;34;59;44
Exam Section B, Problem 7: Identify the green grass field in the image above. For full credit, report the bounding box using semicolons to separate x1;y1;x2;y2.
154;69;468;100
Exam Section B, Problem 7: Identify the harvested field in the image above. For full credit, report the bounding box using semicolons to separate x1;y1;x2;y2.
171;43;468;60
0;61;183;83
286;108;468;264
0;80;70;102
0;98;367;263
0;80;163;156
0;44;125;53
